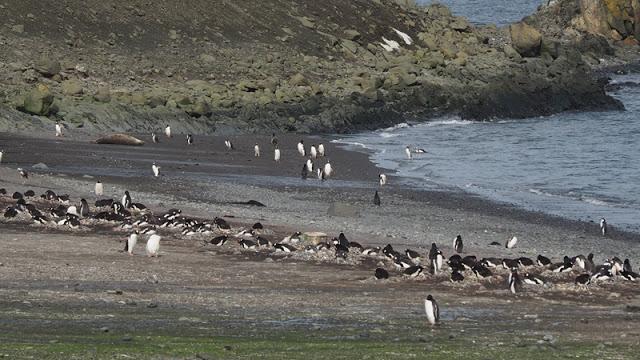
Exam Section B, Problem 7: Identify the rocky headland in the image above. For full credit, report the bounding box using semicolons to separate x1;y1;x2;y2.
0;0;638;135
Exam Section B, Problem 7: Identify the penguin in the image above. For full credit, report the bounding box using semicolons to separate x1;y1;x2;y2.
472;263;492;278
187;134;193;145
348;241;363;252
130;203;147;212
552;256;574;273
448;254;463;266
146;234;161;257
256;236;271;247
95;181;104;196
323;161;333;178
121;191;132;208
623;259;633;273
518;257;534;267
254;143;260;157
301;163;308;179
297;140;305;156
453;235;463;254
0;188;5;195
315;242;331;251
282;231;302;244
152;163;160;177
405;249;421;263
274;146;281;162
379;173;387;186
164;125;171;138
310;145;317;159
18;168;28;179
317;168;325;181
270;133;278;147
599;217;607;236
318;143;325;157
239;239;257;249
522;273;545;285
502;258;519;269
125;230;139;255
79;198;89;218
55;121;64;137
537;254;551;266
152;133;159;143
394;256;413;269
428;243;443;274
24;190;35;197
413;148;427;154
450;270;464;282
306;158;313;173
235;229;256;240
4;207;18;218
505;236;518;249
403;265;424;277
424;295;440;326
0;150;3;164
362;246;381;256
12;192;23;200
405;146;412;160
508;268;522;294
620;270;638;281
574;273;591;285
274;243;297;252
375;267;389;279
373;191;381;206
213;217;230;230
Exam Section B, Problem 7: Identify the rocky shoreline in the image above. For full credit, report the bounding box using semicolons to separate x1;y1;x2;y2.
0;0;638;135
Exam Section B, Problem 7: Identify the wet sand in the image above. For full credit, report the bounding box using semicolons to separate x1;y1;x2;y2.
0;131;639;358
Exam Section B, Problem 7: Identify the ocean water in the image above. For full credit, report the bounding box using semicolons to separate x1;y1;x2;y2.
335;73;640;233
418;0;544;26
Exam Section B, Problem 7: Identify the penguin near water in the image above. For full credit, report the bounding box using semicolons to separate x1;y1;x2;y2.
187;134;193;145
508;268;522;294
310;145;317;159
453;235;463;253
405;146;412;160
164;125;171;138
323;161;333;178
274;146;281;162
306;158;313;173
318;143;325;157
379;174;387;186
146;234;161;257
224;139;234;150
0;150;3;163
95;181;104;196
254;144;260;157
152;133;159;143
55;121;64;137
424;295;440;326
301;163;308;180
600;218;607;236
152;163;160;177
125;230;139;255
297;140;306;156
373;191;381;206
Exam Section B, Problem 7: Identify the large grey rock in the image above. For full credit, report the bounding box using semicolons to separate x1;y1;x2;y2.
22;84;54;116
35;57;61;77
61;79;83;96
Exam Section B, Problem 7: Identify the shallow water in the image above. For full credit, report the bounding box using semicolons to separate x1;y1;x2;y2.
336;74;640;233
418;0;544;26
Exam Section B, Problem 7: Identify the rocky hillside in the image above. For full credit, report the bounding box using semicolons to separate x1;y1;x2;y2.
0;0;633;135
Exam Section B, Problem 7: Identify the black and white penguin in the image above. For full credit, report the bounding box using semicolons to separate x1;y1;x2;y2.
379;174;387;186
375;268;389;279
306;158;313;173
424;295;440;326
224;139;234;150
522;273;545;285
479;257;500;268
552;256;574;273
254;143;260;157
428;243;444;274
623;259;633;273
235;229;256;240
505;236;518;249
239;239;257;249
373;191;381;206
274;243;297;253
403;265;424;277
472;263;493;278
152;162;160;177
213;217;230;230
0;188;6;195
450;270;465;282
274;146;281;162
323;161;333;178
310;145;317;159
4;206;18;218
508;268;522;294
362;246;381;256
297;140;306;156
125;230;139;255
405;146;412;160
256;236;271;247
575;273;591;285
80;199;89;217
318;143;325;157
453;235;463;254
24;190;35;197
620;270;638;281
55;121;64;137
393;256;413;269
270;133;278;147
537;255;551;267
405;249;421;264
599;217;607;236
187;134;194;145
502;258;520;270
252;222;264;230
0;150;3;164
121;191;132;209
164;125;171;138
348;241;363;252
130;203;147;212
315;242;331;251
12;192;23;200
414;148;427;154
518;257;534;267
18;168;28;180
462;255;478;270
282;231;302;244
152;133;159;143
301;163;308;179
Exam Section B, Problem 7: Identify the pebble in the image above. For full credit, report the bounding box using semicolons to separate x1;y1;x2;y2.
147;302;158;308
100;326;109;333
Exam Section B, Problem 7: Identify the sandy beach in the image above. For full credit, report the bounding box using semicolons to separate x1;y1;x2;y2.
0;131;639;359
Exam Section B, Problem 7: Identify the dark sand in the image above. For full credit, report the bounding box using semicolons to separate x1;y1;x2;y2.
0;131;639;358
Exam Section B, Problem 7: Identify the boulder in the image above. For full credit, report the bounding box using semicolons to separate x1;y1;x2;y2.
93;87;111;103
509;22;542;57
22;84;54;116
61;79;83;96
450;17;471;32
34;57;61;77
289;73;308;86
344;29;361;41
95;134;145;146
340;39;359;54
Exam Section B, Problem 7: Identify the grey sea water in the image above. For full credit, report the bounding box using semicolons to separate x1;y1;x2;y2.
336;74;640;232
419;0;544;26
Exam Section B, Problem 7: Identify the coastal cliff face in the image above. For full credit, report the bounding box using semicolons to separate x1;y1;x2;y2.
0;0;632;135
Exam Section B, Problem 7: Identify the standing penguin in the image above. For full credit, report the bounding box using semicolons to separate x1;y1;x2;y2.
224;139;234;150
95;181;104;196
453;235;463;254
600;218;607;236
122;191;132;208
424;295;440;326
301;163;309;179
310;145;317;159
125;230;139;256
164;125;171;138
306;158;313;173
318;143;325;157
373;191;381;206
379;173;387;186
0;150;3;164
323;161;333;178
405;146;412;160
17;168;28;180
152;133;159;143
274;146;281;162
508;268;522;294
297;140;306;156
429;243;444;274
505;236;518;249
146;234;161;257
270;133;278;147
254;143;260;157
152;163;160;177
79;198;89;218
55;122;64;137
187;134;193;145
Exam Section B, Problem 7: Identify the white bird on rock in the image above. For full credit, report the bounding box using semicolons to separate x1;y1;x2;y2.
392;27;413;45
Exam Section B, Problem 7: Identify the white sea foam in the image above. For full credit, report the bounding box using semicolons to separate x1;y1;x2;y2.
331;139;368;149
